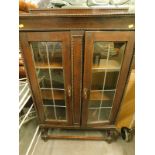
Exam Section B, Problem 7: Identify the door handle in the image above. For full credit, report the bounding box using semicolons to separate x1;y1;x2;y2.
68;86;71;97
83;88;88;99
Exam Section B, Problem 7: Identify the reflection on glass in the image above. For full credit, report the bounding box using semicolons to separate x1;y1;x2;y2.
108;43;126;68
88;109;99;122
31;42;48;65
91;70;105;90
31;42;62;68
36;69;51;88
48;42;62;67
88;93;113;123
51;69;64;88
93;42;126;69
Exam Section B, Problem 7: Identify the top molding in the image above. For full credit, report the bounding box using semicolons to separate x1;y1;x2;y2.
20;8;134;17
19;8;135;31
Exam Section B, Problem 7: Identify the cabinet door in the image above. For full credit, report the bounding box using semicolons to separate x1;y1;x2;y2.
82;31;134;127
20;32;72;125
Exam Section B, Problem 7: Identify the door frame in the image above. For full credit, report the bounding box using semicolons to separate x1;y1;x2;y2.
20;32;73;125
82;31;135;127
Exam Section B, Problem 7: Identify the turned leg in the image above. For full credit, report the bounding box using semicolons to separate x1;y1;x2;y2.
41;128;48;142
104;129;119;143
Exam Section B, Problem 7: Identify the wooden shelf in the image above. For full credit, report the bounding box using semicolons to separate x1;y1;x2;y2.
41;89;64;100
90;92;114;100
35;62;63;69
92;60;121;70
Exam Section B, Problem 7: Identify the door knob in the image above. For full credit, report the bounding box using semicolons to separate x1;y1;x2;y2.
83;88;88;99
68;86;71;97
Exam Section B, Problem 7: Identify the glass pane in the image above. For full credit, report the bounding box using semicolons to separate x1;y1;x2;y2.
30;42;66;120
87;41;126;124
108;43;126;69
55;100;65;107
43;99;65;107
93;42;126;69
41;89;65;100
105;71;119;90
41;89;53;100
50;69;64;88
91;70;105;90
102;91;115;100
53;90;65;100
43;99;54;106
31;42;62;68
36;69;51;88
101;100;113;107
100;108;111;121
44;106;55;120
89;100;100;108
31;42;48;65
90;91;114;100
88;109;99;123
93;42;108;67
47;42;62;67
30;41;67;122
56;107;66;120
89;100;113;108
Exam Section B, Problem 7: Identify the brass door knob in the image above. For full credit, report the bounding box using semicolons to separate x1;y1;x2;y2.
68;86;71;97
83;88;88;99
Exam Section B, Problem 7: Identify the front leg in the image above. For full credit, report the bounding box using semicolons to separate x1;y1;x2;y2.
41;128;48;142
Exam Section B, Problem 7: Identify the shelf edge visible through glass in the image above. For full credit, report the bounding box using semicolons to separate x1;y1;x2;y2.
35;63;63;69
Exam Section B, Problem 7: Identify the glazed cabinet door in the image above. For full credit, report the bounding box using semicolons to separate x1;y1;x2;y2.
82;31;134;127
20;32;72;126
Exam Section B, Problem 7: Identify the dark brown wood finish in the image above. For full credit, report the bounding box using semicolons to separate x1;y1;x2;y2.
20;32;45;123
19;16;134;31
29;8;129;15
19;9;135;138
109;32;135;123
82;32;94;127
19;9;134;32
82;31;135;127
40;123;115;130
20;32;73;125
71;31;84;125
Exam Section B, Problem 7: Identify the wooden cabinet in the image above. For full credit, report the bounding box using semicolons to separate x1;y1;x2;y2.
20;8;135;140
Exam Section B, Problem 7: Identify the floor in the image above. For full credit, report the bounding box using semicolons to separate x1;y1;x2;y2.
20;119;135;155
32;133;134;155
19;119;38;155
